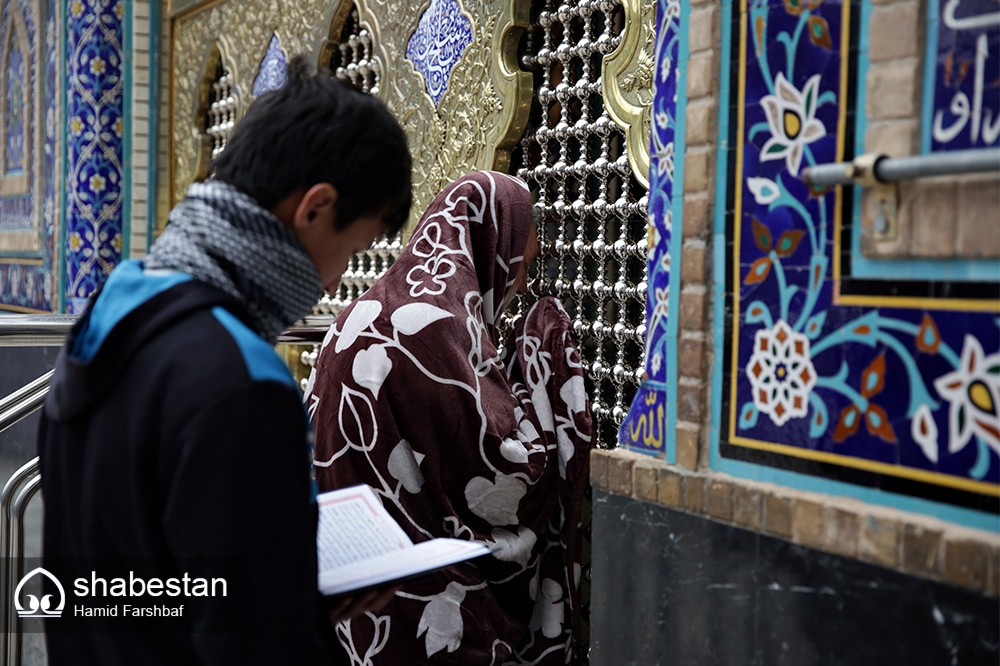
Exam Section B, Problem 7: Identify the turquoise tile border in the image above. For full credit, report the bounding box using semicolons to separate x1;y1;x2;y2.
720;457;999;531
618;0;685;460
710;0;733;466
662;0;690;465
710;0;732;471
921;0;940;155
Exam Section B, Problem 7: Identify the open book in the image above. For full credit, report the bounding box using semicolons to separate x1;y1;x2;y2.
316;485;491;597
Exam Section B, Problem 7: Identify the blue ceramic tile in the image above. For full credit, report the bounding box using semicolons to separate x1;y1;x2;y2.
405;0;473;106
0;0;58;312
252;33;288;98
620;0;681;452
4;35;26;172
927;0;1000;151
65;0;125;313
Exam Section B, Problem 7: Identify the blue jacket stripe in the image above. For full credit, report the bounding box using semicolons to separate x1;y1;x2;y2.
211;307;296;387
72;260;192;362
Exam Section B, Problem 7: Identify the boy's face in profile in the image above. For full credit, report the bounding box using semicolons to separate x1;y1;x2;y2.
286;182;390;295
309;213;388;295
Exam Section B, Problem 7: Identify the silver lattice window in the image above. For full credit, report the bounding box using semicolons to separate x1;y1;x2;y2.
512;0;647;448
205;61;236;159
328;4;381;95
313;3;399;318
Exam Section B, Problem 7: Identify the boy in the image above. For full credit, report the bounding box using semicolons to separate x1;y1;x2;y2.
37;57;410;665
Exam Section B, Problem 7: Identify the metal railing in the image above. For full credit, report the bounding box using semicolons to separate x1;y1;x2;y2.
1;459;42;666
1;315;75;666
0;371;54;434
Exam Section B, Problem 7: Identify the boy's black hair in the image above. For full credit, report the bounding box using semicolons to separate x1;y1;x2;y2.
212;55;412;234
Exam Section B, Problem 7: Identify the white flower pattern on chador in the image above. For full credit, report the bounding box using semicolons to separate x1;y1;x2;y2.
406;251;457;296
759;73;826;176
417;582;467;656
746;319;817;426
529;578;565;639
305;172;592;665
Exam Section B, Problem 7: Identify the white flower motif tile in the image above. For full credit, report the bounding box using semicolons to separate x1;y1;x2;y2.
933;335;1000;456
406;0;473;106
758;73;825;176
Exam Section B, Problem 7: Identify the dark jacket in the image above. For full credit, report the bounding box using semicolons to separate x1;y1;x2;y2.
38;259;338;665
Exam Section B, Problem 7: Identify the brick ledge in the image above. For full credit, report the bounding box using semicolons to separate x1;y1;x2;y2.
591;448;1000;598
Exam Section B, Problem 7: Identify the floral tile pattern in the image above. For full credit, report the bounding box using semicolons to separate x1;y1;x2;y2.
4;32;26;173
722;0;1000;508
65;0;125;313
620;0;681;454
0;0;60;313
405;0;472;107
252;32;287;98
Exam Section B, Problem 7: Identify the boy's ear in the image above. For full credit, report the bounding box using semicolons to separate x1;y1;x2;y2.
293;183;338;230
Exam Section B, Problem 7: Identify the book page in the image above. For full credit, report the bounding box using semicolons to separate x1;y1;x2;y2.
318;538;491;597
316;485;413;571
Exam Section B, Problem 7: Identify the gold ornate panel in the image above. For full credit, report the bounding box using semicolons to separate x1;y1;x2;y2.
601;0;654;189
344;0;532;224
170;0;532;228
320;0;531;223
170;0;340;205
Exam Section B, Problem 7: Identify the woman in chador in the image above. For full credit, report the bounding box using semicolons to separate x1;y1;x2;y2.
305;170;593;664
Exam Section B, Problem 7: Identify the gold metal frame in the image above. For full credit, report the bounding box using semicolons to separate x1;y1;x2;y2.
354;0;532;225
601;0;654;189
484;0;532;175
317;0;377;89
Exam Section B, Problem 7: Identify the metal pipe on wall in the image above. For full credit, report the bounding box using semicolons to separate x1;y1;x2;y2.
801;148;1000;188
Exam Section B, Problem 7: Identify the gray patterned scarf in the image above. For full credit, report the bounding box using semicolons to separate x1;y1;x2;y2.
146;180;323;344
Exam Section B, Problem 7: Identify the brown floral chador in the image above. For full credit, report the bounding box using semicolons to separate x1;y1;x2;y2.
305;171;593;664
